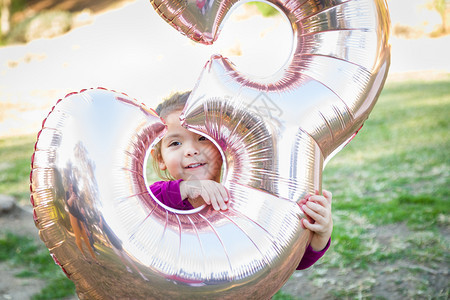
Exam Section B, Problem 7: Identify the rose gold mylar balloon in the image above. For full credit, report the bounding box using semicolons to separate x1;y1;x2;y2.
31;0;390;298
157;0;390;297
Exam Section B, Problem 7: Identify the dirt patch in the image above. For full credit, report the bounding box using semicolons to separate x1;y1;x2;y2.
1;206;46;299
15;0;134;22
0;204;38;240
27;0;134;14
387;70;450;83
0;263;47;300
0;205;78;299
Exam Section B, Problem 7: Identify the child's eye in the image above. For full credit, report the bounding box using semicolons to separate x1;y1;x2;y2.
199;136;207;141
168;141;181;147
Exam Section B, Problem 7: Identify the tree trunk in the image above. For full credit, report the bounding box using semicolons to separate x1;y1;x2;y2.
1;0;12;36
441;9;447;33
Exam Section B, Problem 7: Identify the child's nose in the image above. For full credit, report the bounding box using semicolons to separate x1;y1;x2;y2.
185;145;199;156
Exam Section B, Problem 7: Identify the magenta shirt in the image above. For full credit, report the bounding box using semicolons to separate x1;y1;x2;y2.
149;179;330;270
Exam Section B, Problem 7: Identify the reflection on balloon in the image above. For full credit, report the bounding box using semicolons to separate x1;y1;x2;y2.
31;0;390;298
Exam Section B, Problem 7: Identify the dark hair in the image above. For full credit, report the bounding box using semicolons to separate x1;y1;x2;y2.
152;91;191;180
155;91;191;120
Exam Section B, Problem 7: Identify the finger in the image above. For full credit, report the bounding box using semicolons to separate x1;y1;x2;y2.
302;218;324;233
302;218;316;231
211;196;221;211
298;197;307;207
311;201;332;223
297;193;311;208
322;189;332;204
216;192;228;210
207;182;228;210
300;218;308;229
217;185;229;204
210;184;225;210
217;197;228;210
299;203;314;223
301;204;324;223
305;197;328;216
303;214;330;231
206;185;221;211
216;184;229;210
308;195;329;208
201;189;211;205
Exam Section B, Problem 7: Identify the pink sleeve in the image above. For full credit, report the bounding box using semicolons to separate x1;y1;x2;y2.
296;238;331;270
149;180;194;210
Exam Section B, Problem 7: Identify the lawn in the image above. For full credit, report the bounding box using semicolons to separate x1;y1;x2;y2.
281;77;449;299
0;77;449;299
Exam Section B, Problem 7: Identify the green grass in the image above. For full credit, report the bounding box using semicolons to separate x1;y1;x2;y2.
327;78;449;219
247;2;280;17
313;78;450;297
0;232;75;299
0;77;449;298
273;290;298;300
0;134;35;204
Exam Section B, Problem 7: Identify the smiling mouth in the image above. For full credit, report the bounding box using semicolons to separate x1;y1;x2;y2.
185;163;206;169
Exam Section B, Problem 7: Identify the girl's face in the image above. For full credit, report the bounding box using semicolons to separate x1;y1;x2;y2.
158;111;223;182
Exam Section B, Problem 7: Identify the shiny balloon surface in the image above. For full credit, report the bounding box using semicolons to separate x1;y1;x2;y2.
31;0;390;298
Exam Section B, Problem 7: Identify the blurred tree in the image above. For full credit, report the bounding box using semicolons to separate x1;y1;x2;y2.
433;0;447;33
1;0;11;36
248;2;279;17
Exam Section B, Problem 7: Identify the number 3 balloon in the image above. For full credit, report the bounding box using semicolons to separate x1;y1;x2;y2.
30;0;390;299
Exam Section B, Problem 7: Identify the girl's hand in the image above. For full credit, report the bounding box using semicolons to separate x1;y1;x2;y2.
299;189;333;251
180;180;229;211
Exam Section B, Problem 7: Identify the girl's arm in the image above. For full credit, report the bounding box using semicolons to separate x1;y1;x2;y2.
150;179;192;210
296;238;330;270
294;190;332;270
180;180;229;211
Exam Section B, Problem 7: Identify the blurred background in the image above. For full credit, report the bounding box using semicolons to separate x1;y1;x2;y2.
0;0;448;138
0;0;448;299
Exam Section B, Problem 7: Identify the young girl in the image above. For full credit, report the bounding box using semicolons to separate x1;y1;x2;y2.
150;91;229;211
150;91;333;269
